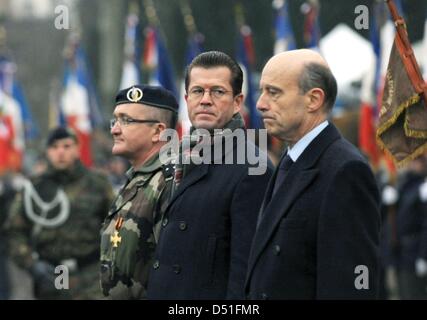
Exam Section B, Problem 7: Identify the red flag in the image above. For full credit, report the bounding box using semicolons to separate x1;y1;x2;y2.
0;90;24;173
143;28;157;70
301;0;321;49
61;74;93;167
358;3;383;167
59;34;102;167
359;104;380;165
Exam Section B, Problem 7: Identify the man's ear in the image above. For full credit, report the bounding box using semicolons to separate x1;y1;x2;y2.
233;93;244;113
152;123;167;143
306;88;325;112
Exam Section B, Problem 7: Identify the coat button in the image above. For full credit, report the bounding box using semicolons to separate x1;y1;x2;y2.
261;293;268;300
179;221;187;231
172;264;181;274
273;245;281;255
162;218;168;227
153;260;160;269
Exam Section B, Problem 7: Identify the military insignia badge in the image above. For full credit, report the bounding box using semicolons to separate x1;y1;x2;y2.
110;230;122;248
126;86;143;102
110;216;124;247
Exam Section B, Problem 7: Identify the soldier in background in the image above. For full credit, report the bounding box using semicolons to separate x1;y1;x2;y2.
100;85;178;299
5;127;114;299
106;156;129;196
394;154;427;299
0;172;20;299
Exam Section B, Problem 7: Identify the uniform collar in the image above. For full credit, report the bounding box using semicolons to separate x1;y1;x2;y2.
125;149;164;180
45;160;86;184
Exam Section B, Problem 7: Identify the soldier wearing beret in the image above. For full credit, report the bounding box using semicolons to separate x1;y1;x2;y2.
5;127;114;299
100;85;178;299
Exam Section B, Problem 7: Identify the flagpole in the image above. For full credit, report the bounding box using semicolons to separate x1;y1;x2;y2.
180;0;196;35
143;0;160;27
0;26;12;58
142;0;178;97
385;0;427;104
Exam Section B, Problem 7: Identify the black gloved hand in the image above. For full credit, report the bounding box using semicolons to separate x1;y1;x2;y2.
30;260;58;298
31;260;56;281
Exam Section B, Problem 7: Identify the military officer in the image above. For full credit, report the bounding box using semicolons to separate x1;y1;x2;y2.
100;85;178;299
5;127;114;299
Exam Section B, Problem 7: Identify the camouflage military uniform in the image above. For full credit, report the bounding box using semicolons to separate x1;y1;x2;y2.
100;150;173;299
5;161;114;299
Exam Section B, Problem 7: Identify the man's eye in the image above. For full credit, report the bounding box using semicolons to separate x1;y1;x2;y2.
212;89;225;95
267;88;279;96
191;88;204;94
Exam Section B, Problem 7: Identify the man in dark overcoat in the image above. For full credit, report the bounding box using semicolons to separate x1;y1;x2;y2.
245;49;381;299
147;51;273;299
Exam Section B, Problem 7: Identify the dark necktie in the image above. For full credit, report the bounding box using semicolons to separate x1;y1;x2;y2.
256;153;294;229
272;154;294;196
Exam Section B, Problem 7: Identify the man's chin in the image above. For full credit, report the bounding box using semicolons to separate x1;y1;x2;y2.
53;163;72;171
112;147;129;158
192;120;217;131
112;146;123;156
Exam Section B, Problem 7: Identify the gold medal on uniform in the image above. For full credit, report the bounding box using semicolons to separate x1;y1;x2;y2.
110;217;123;248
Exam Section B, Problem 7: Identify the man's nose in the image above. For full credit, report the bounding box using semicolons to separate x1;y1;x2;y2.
256;94;268;112
111;122;121;135
199;90;213;104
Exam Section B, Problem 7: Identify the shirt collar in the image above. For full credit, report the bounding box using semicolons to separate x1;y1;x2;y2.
287;120;329;162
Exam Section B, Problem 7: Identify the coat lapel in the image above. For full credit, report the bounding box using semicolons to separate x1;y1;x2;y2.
256;167;278;220
249;166;318;272
166;133;241;212
166;164;209;211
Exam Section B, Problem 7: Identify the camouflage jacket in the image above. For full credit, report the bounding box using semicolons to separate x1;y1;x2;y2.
100;151;173;299
5;161;114;299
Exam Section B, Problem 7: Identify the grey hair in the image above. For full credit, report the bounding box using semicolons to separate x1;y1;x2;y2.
298;62;337;111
